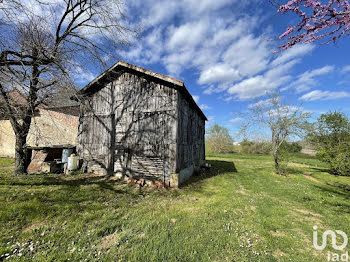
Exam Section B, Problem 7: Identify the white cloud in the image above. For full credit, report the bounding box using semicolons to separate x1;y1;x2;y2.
122;1;273;82
302;65;334;79
122;0;322;101
222;34;270;77
211;18;258;46
270;44;314;67
73;66;96;84
337;80;350;85
229;117;243;123
227;60;297;100
183;0;233;14
228;76;270;100
191;95;211;110
299;90;350;101
288;66;334;93
130;0;234;30
203;85;216;95
167;21;208;51
197;30;314;100
199;104;211;110
248;99;274;108
120;27;164;65
198;64;241;85
192;95;199;103
342;65;350;74
134;1;181;29
162;50;194;76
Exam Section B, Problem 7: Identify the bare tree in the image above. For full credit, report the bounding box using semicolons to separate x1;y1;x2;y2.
206;123;233;154
0;0;137;174
239;92;311;174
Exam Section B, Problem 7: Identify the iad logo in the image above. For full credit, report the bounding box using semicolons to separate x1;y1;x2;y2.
313;226;348;251
313;225;348;261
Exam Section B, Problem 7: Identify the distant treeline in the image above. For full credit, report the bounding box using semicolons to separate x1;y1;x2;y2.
239;140;302;155
206;111;350;176
205;124;302;155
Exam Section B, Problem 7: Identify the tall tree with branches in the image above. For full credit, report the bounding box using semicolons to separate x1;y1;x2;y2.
239;92;311;174
0;0;137;174
206;124;234;154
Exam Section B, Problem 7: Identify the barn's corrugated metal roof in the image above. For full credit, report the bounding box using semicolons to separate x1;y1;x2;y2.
78;61;207;121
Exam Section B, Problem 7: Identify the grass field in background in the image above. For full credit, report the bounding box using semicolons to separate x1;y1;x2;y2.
1;153;349;261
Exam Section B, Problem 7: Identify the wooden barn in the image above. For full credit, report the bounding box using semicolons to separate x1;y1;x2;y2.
77;61;207;187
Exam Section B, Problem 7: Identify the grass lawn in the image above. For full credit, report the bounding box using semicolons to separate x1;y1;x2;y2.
0;158;14;168
1;154;350;261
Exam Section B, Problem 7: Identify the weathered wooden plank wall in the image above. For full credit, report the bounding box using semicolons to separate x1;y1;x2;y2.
77;71;178;181
176;93;205;172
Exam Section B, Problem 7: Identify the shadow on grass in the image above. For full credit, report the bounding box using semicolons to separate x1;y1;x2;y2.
285;163;336;177
0;175;141;229
182;160;237;187
1;160;239;194
0;174;128;194
313;183;350;213
284;167;304;175
310;167;335;174
330;182;350;192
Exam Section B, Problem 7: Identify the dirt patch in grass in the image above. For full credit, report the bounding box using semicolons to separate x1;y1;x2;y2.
22;221;45;233
138;232;146;238
272;249;285;259
270;230;285;237
303;174;321;183
295;209;322;217
97;231;121;249
184;206;198;212
235;185;248;196
294;209;323;224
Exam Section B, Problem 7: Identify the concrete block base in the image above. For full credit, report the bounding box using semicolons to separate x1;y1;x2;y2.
170;165;195;188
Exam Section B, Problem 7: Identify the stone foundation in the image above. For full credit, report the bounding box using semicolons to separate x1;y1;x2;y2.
170;165;195;188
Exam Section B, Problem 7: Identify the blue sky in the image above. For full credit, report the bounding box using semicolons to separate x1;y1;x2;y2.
76;1;350;141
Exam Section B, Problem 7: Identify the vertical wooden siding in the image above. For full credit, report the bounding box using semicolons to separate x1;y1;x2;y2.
78;72;178;181
176;93;205;172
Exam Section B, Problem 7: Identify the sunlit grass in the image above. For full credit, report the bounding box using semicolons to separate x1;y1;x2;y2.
0;158;14;168
0;153;349;261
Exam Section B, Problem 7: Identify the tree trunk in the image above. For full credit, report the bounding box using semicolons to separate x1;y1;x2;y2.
273;151;281;174
14;134;27;175
12;54;40;175
108;113;116;177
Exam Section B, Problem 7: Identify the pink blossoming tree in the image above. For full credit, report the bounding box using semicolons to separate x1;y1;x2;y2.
275;0;350;49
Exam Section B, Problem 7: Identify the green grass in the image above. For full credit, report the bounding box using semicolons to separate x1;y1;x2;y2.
1;154;350;261
0;158;14;168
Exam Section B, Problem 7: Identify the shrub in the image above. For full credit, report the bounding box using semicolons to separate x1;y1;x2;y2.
308;112;350;176
241;140;272;155
279;141;302;153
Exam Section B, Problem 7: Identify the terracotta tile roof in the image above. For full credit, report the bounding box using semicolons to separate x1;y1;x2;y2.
0;89;28;105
